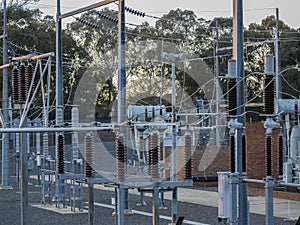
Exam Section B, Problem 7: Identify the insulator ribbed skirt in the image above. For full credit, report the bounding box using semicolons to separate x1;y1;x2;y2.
18;64;26;103
85;134;94;178
12;66;19;103
57;134;64;174
25;63;34;100
242;134;247;173
278;135;283;176
230;135;235;173
116;136;126;181
149;133;159;180
264;75;274;115
266;136;272;177
185;134;193;180
228;78;237;116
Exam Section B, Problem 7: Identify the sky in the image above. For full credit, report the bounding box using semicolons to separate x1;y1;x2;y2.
31;0;300;29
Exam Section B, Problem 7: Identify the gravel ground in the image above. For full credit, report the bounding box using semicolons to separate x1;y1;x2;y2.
0;176;296;225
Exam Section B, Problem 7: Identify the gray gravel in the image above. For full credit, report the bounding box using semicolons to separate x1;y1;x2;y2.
0;176;296;225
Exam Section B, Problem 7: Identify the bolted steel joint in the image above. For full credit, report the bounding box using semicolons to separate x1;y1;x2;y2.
228;118;243;135
264;118;280;136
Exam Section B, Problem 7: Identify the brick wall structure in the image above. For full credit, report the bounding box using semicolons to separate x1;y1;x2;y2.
246;122;281;180
165;146;231;185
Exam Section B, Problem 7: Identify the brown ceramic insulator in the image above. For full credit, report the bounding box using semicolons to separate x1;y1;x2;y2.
25;63;34;100
116;136;125;181
242;134;247;173
185;134;193;180
18;63;26;103
12;66;19;103
266;136;272;177
264;75;274;115
85;134;94;178
149;133;159;180
230;135;235;173
228;78;237;116
57;134;65;174
278;135;283;177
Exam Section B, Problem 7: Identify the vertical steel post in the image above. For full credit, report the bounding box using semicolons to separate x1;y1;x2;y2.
215;21;221;146
55;0;65;207
56;0;63;111
152;185;160;225
117;185;125;225
230;173;238;225
117;1;127;222
233;1;248;224
1;0;11;189
265;177;274;225
171;62;177;182
88;182;94;225
117;0;126;124
21;120;28;225
275;8;281;100
171;187;178;223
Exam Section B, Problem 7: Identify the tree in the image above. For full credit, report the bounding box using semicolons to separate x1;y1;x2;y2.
0;0;87;122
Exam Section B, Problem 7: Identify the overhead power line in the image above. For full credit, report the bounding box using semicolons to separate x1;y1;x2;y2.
73;16;101;29
95;11;118;23
124;6;145;17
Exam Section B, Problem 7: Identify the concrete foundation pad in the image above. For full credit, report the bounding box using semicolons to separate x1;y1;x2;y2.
0;186;13;190
31;204;88;214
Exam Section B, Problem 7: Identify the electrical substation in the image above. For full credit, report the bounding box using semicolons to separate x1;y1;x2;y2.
0;0;300;225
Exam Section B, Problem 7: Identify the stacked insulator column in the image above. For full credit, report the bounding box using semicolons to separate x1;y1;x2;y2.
25;63;34;100
242;133;247;173
227;59;238;173
230;135;235;173
116;135;126;181
278;134;283;177
264;74;274;115
43;133;49;158
57;134;65;174
228;78;237;116
18;63;27;103
12;65;19;103
159;134;164;165
149;133;159;180
263;55;277;177
85;133;94;178
184;134;193;180
72;107;79;162
266;136;272;176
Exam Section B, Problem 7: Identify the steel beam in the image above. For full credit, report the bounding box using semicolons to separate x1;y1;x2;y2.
0;126;113;133
1;0;11;189
60;0;117;19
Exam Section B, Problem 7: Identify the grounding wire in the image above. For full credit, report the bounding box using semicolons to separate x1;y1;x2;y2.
280;91;297;99
72;11;300;44
281;74;300;94
8;40;91;67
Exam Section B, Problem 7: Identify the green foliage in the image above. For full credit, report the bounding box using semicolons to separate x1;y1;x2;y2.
0;3;299;121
